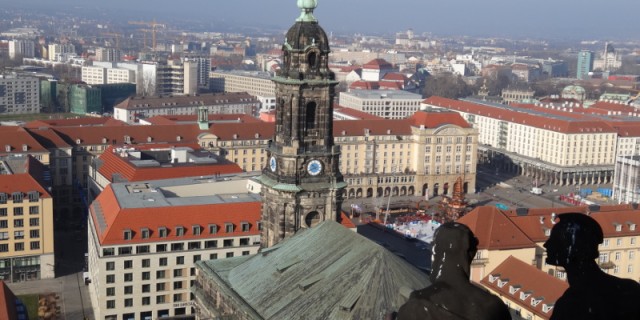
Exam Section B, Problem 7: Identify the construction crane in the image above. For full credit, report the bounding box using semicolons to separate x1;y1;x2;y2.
101;32;123;50
128;20;165;51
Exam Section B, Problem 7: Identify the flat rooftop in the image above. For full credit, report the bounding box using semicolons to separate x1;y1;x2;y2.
111;172;261;209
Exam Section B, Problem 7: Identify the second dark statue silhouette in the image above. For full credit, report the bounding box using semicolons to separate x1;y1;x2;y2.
544;213;640;320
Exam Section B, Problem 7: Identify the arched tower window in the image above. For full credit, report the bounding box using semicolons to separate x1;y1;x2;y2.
306;101;317;129
307;51;317;70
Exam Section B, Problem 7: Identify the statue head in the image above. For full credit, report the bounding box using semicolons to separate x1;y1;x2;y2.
430;222;479;283
544;213;603;267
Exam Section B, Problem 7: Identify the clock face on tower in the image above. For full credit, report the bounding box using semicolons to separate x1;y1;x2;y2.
270;156;277;172
307;160;322;176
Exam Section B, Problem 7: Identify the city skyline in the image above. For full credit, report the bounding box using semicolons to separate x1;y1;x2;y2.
6;0;640;40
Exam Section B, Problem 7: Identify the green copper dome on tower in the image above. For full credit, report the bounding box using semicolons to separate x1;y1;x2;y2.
297;0;318;22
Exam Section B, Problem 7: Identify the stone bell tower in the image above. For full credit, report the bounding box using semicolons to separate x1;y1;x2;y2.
257;0;346;248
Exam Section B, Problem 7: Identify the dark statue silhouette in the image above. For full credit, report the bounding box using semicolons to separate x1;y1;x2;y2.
544;213;640;319
396;222;511;320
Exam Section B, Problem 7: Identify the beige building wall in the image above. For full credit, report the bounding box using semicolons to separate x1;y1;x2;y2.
470;247;537;283
0;193;54;281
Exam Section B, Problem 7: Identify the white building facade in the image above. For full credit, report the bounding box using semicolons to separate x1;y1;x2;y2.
210;71;276;112
339;90;423;119
87;177;262;320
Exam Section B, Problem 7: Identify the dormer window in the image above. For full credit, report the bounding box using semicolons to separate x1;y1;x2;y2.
147;136;152;142
0;193;6;204
489;274;500;283
542;304;554;313
158;227;167;238
76;138;81;144
615;223;622;232
12;192;23;203
141;228;150;239
102;137;108;144
176;135;182;141
509;285;521;295
192;225;201;236
225;223;234;233
544;228;551;236
123;229;132;240
497;279;509;288
208;224;218;234
629;223;636;231
176;226;185;236
4;145;10;152
124;135;131;144
241;221;250;232
22;144;28;151
520;291;531;301
28;191;39;202
531;298;542;307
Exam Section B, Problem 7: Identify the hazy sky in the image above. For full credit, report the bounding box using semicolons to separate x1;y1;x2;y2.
8;0;640;39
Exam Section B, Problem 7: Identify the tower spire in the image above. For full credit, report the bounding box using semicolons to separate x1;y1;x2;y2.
296;0;318;22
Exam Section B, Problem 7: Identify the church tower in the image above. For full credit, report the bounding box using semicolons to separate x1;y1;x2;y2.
257;0;346;248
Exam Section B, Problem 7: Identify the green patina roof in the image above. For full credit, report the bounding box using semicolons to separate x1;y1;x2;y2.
199;221;430;319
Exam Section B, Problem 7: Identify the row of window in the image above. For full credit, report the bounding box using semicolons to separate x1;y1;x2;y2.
0;241;40;252
0;218;40;228
0;206;39;216
106;293;186;309
123;222;254;241
0;192;39;203
0;229;39;240
103;237;254;256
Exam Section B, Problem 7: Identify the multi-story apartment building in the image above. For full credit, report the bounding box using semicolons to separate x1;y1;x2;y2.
156;60;197;97
423;96;619;186
82;66;108;85
339;90;423;119
112;92;260;123
210;71;276;112
95;48;122;62
87;175;261;320
0;74;40;114
183;55;211;88
8;40;34;60
0;155;54;282
82;66;135;86
47;43;75;62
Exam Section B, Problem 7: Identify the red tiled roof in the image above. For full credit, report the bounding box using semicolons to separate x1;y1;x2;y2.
0;157;51;197
589;101;636;113
143;114;261;125
504;205;640;242
90;185;261;245
382;73;409;82
24;117;125;128
364;58;393;69
424;97;616;134
408;110;471;128
0;126;48;153
208;122;274;140
457;206;535;250
349;81;380;90
334;119;412;136
340;212;356;229
481;256;568;319
378;81;403;90
25;127;71;149
97;145;242;183
53;125;202;146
